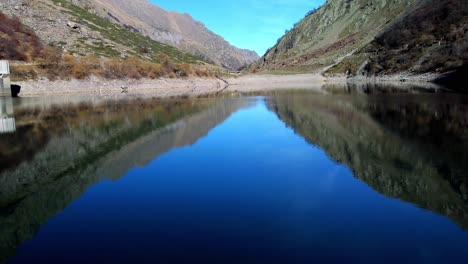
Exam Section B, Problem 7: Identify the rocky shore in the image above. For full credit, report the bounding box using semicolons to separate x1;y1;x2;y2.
13;74;327;97
14;76;229;97
12;72;445;98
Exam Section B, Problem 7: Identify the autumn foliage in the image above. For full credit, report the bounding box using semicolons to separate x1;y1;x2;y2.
11;46;215;81
0;12;43;61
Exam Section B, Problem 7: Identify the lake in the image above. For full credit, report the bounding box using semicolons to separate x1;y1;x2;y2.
1;86;468;263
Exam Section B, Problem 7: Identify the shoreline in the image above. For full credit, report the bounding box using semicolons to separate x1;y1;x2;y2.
11;72;445;98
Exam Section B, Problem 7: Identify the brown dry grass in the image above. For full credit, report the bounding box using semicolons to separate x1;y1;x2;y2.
0;12;44;61
12;47;217;81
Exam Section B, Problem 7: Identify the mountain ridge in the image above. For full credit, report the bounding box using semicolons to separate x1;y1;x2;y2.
1;0;258;71
71;0;259;70
1;0;201;64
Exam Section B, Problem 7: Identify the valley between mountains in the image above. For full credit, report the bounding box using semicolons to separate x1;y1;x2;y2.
1;0;467;96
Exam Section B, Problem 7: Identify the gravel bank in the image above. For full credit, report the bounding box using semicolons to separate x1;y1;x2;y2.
13;73;442;98
14;74;327;97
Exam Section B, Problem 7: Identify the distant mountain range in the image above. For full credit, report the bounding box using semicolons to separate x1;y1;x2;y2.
254;0;468;81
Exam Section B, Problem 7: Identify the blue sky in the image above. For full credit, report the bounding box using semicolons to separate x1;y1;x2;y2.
149;0;325;56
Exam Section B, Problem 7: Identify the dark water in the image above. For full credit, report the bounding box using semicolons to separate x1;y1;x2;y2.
1;88;468;263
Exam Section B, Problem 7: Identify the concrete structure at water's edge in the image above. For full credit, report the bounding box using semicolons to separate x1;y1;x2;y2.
0;97;15;133
0;60;11;97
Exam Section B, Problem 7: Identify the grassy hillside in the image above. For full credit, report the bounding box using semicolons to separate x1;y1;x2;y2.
50;0;200;64
72;0;259;70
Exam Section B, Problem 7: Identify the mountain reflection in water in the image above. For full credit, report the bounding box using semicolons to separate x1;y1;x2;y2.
268;92;468;228
0;88;468;263
0;96;250;263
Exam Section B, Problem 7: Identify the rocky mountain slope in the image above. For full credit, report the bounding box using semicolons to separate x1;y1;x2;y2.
328;0;468;79
254;0;468;80
254;0;419;72
70;0;259;70
1;0;201;64
1;0;258;70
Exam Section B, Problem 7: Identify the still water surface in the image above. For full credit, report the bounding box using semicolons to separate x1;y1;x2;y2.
1;88;468;263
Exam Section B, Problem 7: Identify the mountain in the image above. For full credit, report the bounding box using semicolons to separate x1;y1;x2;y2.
254;0;419;72
254;0;468;81
70;0;259;70
1;0;258;70
1;0;201;64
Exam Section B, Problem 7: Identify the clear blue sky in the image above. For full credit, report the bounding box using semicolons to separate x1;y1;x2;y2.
149;0;325;56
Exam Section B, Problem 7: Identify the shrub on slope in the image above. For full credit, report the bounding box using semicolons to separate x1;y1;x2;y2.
0;12;43;61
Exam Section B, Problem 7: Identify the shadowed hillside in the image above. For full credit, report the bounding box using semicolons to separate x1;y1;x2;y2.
254;0;468;82
328;0;468;79
253;0;418;72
